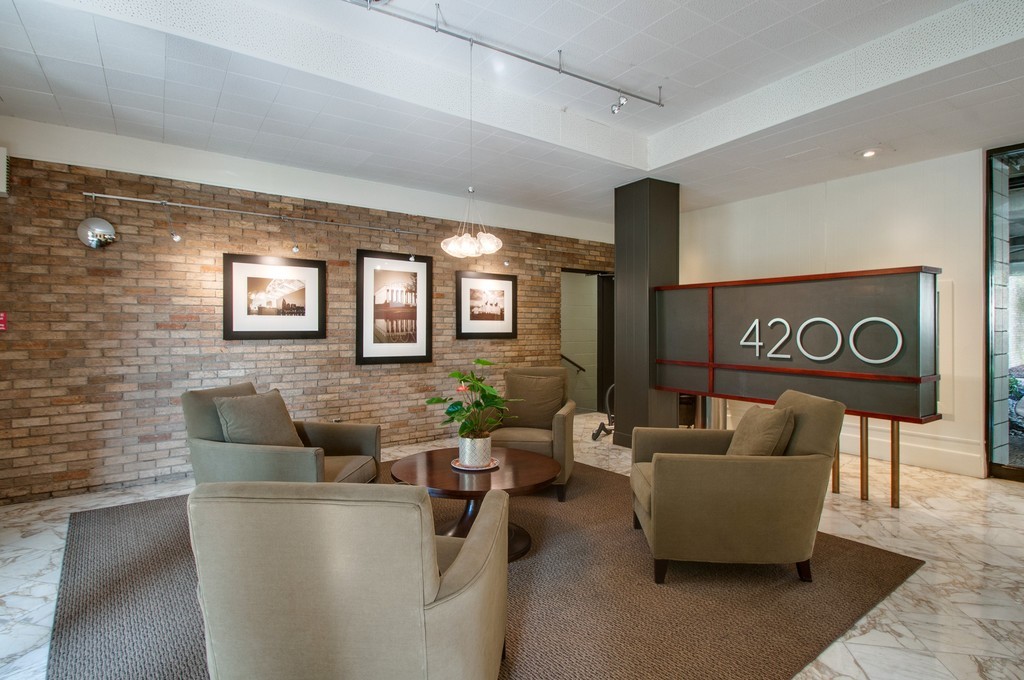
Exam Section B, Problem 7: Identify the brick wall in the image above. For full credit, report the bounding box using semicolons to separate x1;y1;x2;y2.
0;157;614;504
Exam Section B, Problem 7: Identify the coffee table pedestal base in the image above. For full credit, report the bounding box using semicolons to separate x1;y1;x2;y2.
437;500;532;562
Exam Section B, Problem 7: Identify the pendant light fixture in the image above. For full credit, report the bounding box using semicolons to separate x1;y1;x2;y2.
441;40;502;259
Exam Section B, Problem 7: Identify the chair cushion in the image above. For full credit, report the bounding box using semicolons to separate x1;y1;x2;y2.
504;374;564;429
180;382;257;441
490;427;553;456
212;389;303;447
630;462;653;515
324;455;377;483
726;406;794;457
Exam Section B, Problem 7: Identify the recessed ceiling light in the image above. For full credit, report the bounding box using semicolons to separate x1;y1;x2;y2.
857;148;880;159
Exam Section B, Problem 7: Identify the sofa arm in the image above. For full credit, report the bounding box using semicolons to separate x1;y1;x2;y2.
293;421;381;462
632;427;733;463
425;489;508;679
432;489;508;602
187;438;323;483
551;399;575;482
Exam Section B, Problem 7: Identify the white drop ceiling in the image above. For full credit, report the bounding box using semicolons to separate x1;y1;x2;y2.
0;0;1023;223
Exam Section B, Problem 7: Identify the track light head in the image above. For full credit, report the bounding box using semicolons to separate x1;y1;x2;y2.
170;230;182;243
611;94;627;115
292;244;300;253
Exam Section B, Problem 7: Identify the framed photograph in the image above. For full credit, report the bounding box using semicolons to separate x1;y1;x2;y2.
356;250;433;364
223;253;327;340
456;271;517;339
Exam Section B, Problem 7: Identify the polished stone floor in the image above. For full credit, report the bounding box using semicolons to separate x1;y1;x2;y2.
1;413;1023;679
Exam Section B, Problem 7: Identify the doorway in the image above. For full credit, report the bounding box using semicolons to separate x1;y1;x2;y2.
989;143;1024;480
560;270;614;413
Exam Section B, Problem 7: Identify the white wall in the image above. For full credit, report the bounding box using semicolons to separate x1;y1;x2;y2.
681;150;987;478
0;117;614;244
560;272;598;410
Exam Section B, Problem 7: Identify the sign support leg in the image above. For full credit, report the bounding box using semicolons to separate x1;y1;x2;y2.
859;416;869;500
831;443;839;493
891;421;900;508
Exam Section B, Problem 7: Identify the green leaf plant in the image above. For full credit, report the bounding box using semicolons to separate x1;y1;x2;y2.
425;359;512;438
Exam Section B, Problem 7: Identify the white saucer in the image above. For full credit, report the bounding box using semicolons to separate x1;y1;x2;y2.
450;457;500;472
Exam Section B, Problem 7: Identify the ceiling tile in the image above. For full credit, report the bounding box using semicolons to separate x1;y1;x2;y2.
213;108;264;130
112;104;162;127
0;45;48;90
38;57;107;100
274;84;330;111
684;0;755;23
61;111;114;132
165;58;227;90
0;19;31;51
0;84;56;109
164;81;222;108
221;72;281;101
164;114;213;135
165;35;231;69
24;28;101;64
113;119;162;141
218;94;272;120
93;16;165;53
108;88;163;112
55;94;110;116
104;70;164;97
14;0;95;37
99;45;165;78
259;116;311;137
163;99;217;122
643;8;713;45
209;122;258;142
227;52;288;83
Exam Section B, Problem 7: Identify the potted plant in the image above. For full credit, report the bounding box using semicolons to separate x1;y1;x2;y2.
426;359;510;468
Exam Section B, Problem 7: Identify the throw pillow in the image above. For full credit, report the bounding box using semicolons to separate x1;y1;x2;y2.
213;389;304;447
503;374;564;429
725;406;795;457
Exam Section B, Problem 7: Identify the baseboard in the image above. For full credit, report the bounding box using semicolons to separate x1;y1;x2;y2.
838;424;986;478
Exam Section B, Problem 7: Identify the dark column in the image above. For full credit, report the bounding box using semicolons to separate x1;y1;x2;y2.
613;178;680;448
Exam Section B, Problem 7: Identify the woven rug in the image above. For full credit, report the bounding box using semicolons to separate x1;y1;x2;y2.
48;462;923;680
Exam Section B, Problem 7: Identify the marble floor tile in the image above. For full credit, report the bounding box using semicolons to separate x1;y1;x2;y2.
1;412;1023;679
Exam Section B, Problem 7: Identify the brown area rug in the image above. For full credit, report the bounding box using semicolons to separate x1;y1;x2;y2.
48;462;922;680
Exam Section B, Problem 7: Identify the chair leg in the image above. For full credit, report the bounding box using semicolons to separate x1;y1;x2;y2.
654;559;668;584
633;512;641;530
556;484;567;502
796;559;812;582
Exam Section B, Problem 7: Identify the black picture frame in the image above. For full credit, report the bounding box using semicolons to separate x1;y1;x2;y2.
356;250;433;364
223;253;327;340
455;271;517;339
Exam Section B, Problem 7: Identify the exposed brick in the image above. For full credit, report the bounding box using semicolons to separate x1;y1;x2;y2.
0;155;614;505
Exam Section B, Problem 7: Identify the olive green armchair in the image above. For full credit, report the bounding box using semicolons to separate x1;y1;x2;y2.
631;390;845;583
181;382;381;484
189;482;509;679
489;366;575;501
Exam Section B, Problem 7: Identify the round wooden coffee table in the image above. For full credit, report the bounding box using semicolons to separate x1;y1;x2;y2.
390;447;560;561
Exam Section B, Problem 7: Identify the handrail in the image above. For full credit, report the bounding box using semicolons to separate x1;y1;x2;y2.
560;354;586;374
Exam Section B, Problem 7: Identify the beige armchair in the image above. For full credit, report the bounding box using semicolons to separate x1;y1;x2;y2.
188;482;509;680
490;366;575;501
181;382;381;484
631;390;845;583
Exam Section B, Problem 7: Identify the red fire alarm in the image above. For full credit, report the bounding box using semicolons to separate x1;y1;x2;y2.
0;312;7;331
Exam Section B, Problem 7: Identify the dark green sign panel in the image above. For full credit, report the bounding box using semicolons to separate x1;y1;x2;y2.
654;267;941;422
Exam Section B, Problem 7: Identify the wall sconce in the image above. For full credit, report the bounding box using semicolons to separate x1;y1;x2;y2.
77;217;117;248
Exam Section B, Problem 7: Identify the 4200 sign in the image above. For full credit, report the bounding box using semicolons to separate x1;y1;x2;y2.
739;316;903;365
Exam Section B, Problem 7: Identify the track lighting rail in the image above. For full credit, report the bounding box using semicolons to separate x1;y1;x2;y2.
81;192;420;236
344;0;665;109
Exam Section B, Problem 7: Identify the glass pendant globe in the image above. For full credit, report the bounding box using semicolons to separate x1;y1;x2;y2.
477;232;502;254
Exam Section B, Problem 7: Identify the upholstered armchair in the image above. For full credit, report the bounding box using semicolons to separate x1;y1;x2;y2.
188;482;509;680
181;382;381;484
630;390;845;583
490;366;575;501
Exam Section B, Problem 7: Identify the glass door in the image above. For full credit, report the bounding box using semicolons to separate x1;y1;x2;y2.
989;144;1024;480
